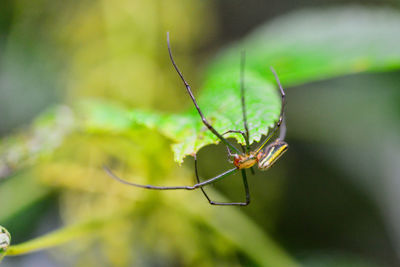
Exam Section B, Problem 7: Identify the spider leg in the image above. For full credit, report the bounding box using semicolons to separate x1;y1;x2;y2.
255;67;286;153
225;145;234;163
104;165;237;190
240;51;251;152
221;130;242;163
222;130;250;153
270;66;286;130
195;156;250;206
193;154;214;203
279;117;287;141
167;33;240;154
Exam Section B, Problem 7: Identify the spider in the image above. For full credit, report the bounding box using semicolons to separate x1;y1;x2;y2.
104;33;288;206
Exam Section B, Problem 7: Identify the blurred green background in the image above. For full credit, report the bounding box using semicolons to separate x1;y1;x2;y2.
1;0;400;266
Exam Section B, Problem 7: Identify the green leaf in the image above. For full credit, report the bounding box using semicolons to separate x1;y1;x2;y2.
209;7;400;86
78;73;282;165
126;7;400;163
4;7;400;166
0;105;76;178
131;71;281;163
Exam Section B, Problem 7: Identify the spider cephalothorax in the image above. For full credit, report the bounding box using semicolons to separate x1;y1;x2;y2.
233;153;258;169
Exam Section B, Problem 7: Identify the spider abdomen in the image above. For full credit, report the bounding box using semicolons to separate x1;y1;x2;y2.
257;140;288;171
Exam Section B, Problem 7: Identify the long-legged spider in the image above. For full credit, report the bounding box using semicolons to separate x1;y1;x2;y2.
104;33;288;206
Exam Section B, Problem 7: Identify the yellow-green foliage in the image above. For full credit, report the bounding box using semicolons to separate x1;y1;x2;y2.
2;3;400;267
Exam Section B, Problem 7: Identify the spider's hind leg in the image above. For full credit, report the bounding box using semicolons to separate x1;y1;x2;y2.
194;155;250;206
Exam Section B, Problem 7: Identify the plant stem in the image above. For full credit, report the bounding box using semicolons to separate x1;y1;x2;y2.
5;216;116;257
